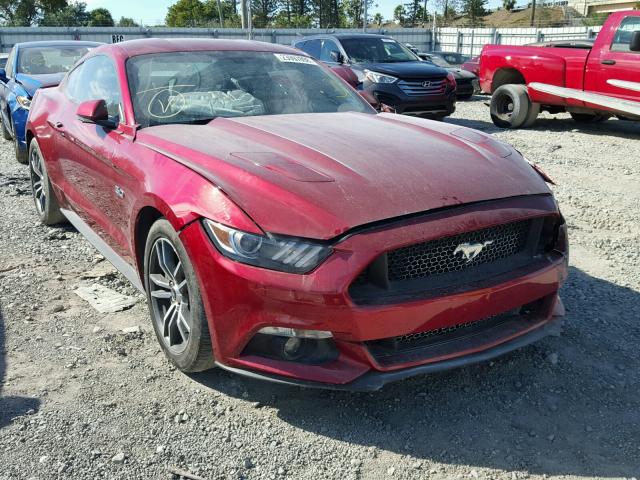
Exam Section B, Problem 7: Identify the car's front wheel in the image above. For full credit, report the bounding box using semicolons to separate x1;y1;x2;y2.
12;121;27;164
29;139;66;225
144;219;215;373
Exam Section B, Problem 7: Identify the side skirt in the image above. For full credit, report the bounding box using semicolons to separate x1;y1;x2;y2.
60;208;145;293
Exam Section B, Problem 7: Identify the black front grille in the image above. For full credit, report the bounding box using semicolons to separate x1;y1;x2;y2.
349;216;557;305
387;220;531;282
397;79;446;97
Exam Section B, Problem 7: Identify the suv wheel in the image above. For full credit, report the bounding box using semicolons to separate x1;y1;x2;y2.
144;219;215;373
29;139;66;225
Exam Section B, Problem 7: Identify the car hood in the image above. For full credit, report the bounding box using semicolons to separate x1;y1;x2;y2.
15;73;65;97
137;112;550;240
448;68;476;79
355;61;447;79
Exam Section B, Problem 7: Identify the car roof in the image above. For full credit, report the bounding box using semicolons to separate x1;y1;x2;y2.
14;40;103;49
103;38;303;58
295;33;393;43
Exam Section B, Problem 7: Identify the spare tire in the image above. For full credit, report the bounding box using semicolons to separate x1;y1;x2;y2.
490;84;531;129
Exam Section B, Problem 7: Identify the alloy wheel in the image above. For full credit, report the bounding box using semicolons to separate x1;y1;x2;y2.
148;238;192;354
29;146;46;214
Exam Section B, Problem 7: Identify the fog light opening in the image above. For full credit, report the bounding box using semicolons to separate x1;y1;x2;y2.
242;328;338;365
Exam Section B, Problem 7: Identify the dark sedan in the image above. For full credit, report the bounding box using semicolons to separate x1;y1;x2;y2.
294;34;456;119
419;53;479;99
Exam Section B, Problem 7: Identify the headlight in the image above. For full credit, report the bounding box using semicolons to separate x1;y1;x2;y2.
16;95;31;110
203;220;332;274
364;70;397;84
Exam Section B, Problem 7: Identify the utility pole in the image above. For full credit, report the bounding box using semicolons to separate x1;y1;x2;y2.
216;0;224;27
241;0;247;28
363;0;368;32
530;0;537;26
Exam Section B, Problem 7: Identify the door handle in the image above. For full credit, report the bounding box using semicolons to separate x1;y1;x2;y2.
601;59;616;65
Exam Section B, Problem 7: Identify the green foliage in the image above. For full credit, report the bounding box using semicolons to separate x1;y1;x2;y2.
503;0;515;11
461;0;487;25
117;16;139;27
583;11;609;26
373;12;383;24
40;1;90;26
393;4;406;24
88;7;114;26
166;0;208;26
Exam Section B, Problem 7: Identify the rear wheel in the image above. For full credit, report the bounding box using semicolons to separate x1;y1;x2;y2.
522;101;540;128
570;112;609;123
490;84;532;129
144;219;215;373
29;139;66;225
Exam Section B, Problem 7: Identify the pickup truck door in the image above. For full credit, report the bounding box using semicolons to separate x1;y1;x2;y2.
585;15;640;102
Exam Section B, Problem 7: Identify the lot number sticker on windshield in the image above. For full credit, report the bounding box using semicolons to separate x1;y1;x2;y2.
274;54;317;65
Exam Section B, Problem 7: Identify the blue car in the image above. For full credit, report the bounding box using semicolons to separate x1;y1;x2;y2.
0;41;101;163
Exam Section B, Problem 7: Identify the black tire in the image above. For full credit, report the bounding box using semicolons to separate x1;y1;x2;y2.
12;121;27;164
144;219;215;373
490;84;531;129
522;101;540;128
570;112;609;123
1;113;11;140
29;139;67;225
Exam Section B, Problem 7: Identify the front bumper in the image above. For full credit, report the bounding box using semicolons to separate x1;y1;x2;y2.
365;82;456;116
10;106;28;151
180;195;568;389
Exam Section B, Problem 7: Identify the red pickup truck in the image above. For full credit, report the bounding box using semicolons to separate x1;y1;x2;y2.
480;11;640;128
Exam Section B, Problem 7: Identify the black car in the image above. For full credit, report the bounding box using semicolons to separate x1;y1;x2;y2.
293;34;456;119
423;51;471;65
419;53;478;99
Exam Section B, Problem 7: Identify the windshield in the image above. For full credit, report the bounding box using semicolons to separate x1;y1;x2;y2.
127;51;372;128
17;46;92;75
341;37;419;64
427;55;452;68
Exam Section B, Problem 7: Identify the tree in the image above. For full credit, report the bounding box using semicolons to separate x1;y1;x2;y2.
166;0;208;26
88;7;114;26
461;0;486;25
251;0;279;27
117;16;139;26
404;0;426;26
503;0;515;10
373;12;383;24
40;1;91;26
393;4;406;24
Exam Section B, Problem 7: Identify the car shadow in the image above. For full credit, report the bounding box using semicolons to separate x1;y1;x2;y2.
191;266;640;477
0;305;40;429
447;110;640;140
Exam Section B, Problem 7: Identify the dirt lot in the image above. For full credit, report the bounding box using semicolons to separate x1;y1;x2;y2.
0;99;639;480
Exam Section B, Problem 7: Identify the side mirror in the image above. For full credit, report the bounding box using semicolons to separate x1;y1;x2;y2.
329;50;344;63
0;68;7;83
630;31;640;52
76;99;116;129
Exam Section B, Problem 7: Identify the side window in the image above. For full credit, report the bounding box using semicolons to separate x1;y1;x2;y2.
320;40;341;63
66;55;122;120
294;41;307;53
5;48;15;77
611;16;640;53
304;39;322;59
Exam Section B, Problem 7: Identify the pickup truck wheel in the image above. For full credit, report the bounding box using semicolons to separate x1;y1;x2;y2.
522;102;540;128
570;112;609;123
490;84;530;129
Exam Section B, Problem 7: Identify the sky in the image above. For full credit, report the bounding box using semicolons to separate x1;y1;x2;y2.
83;0;506;26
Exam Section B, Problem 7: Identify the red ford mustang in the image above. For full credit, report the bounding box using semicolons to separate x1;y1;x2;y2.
26;39;568;390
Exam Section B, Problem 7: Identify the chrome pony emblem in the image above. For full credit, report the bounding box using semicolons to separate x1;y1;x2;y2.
422;80;432;88
453;240;494;263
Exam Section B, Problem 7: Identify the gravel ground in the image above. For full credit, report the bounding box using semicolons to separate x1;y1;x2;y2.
0;99;639;480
